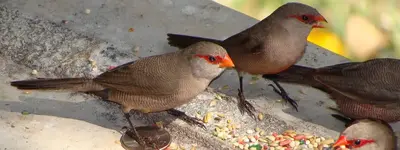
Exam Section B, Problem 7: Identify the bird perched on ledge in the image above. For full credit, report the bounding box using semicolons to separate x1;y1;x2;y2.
166;2;328;118
332;119;396;150
263;58;400;124
9;41;235;148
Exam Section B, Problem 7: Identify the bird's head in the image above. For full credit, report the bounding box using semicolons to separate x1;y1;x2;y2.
332;119;395;150
269;2;328;35
184;42;234;79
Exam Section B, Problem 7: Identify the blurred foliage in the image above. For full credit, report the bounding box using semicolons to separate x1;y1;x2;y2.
214;0;400;61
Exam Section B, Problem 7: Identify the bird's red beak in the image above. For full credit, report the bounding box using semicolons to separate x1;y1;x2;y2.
219;54;235;68
332;135;349;149
312;15;328;28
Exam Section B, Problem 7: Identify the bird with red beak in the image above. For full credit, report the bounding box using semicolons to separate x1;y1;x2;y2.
332;119;396;150
166;2;328;118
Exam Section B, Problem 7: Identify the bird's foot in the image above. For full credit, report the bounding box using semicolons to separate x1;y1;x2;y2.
237;89;257;120
167;109;206;129
268;83;299;112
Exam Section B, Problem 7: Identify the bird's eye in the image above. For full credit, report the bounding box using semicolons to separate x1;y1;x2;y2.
354;139;361;145
302;15;308;21
208;56;216;62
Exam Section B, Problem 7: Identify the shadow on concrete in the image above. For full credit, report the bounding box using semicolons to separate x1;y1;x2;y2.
0;95;179;132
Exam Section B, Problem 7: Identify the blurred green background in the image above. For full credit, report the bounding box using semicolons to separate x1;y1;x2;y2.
214;0;400;61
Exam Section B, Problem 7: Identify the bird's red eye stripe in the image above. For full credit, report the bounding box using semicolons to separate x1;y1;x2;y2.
195;54;223;64
348;139;375;148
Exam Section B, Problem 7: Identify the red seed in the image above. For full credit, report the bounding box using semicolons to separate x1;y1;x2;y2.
238;139;245;145
294;134;305;140
272;132;278;137
263;145;269;150
108;66;116;70
279;139;291;146
254;135;259;140
285;147;292;150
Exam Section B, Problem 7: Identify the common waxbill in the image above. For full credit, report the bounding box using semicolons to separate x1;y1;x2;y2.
10;41;235;147
262;58;400;123
332;119;396;150
166;2;328;118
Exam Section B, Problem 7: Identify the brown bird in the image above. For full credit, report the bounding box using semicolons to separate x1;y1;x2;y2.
262;58;400;124
9;41;235;147
332;119;396;150
166;2;328;118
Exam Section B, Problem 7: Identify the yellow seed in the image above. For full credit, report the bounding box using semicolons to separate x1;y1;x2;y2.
217;113;225;118
269;147;275;150
259;138;268;143
258;113;264;121
169;143;178;150
315;138;321;143
214;94;223;101
266;136;275;141
259;131;265;136
255;127;261;132
227;119;232;124
284;130;295;134
209;100;217;107
155;121;163;128
23;91;31;94
203;112;212;123
321;139;335;145
190;144;196;150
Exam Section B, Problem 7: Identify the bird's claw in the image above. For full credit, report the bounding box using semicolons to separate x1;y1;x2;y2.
237;89;257;120
268;83;299;112
181;116;207;129
167;109;207;129
124;127;147;146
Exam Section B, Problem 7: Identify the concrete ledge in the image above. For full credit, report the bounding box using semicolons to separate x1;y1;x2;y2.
0;0;366;149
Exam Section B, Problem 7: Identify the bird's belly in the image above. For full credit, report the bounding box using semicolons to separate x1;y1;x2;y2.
234;56;294;75
336;99;400;122
110;90;199;113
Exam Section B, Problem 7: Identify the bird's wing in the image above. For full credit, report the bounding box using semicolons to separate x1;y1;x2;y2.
93;53;188;95
313;58;400;107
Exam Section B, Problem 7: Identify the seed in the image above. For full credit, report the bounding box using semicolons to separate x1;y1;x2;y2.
315;138;321;143
203;112;212;123
250;137;257;142
31;70;38;75
243;137;250;143
258;113;264;120
305;140;310;145
279;139;291;146
209;100;217;107
321;139;335;145
247;129;254;134
294;134;305;140
84;9;91;14
266;136;276;141
289;141;296;147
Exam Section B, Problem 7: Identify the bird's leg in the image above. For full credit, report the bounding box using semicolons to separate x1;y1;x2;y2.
268;80;299;112
123;113;146;146
167;109;206;129
237;72;257;119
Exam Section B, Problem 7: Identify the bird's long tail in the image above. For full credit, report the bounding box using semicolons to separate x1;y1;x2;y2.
167;33;223;49
10;78;104;92
262;65;321;87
